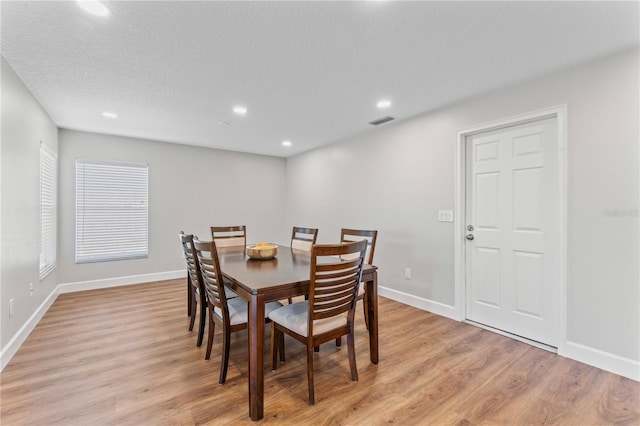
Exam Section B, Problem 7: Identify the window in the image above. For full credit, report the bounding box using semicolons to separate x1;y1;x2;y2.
76;159;148;263
40;144;57;279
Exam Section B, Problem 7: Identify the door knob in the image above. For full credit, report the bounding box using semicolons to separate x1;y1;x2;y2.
465;234;474;241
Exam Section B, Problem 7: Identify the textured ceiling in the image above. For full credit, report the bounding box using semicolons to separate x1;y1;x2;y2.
2;1;638;157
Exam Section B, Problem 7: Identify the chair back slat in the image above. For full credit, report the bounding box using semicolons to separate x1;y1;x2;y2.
340;228;378;265
193;239;229;317
291;226;318;252
179;232;201;293
211;225;247;248
314;283;357;316
315;258;361;273
314;277;359;296
309;240;367;330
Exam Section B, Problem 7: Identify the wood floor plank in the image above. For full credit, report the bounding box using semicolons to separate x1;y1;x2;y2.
1;278;638;425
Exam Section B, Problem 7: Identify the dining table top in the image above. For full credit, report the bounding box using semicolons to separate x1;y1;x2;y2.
217;245;377;296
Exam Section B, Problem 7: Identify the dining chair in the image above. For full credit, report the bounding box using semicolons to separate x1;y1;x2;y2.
288;226;318;303
179;232;207;348
341;228;377;265
290;226;318;251
210;225;246;248
321;228;379;351
269;239;368;405
193;237;282;384
342;228;378;327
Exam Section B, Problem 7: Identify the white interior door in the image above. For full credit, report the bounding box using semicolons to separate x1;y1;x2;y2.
465;117;559;347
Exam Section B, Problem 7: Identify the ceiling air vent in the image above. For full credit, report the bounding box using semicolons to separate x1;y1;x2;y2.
369;116;395;126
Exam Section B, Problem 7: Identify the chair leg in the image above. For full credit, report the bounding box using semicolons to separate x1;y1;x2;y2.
186;274;192;317
196;301;206;347
188;298;197;332
271;323;278;371
306;344;315;405
205;308;215;360
314;345;319;352
219;328;231;384
335;337;341;347
278;329;285;362
347;331;358;382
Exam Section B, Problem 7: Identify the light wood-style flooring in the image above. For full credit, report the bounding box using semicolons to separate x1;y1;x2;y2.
1;279;638;425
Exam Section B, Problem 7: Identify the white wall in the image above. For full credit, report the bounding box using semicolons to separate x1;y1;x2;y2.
1;57;59;351
286;48;639;376
58;130;287;285
2;48;638;379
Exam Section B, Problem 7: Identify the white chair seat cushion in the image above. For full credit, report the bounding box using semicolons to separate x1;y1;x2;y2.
215;298;282;326
197;286;239;300
225;288;239;299
268;301;347;337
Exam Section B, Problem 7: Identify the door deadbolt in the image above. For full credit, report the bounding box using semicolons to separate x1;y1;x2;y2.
467;225;474;231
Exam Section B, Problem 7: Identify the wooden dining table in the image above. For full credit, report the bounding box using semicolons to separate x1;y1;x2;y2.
216;245;379;421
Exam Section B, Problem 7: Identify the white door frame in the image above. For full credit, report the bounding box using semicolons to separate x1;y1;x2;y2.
454;105;568;356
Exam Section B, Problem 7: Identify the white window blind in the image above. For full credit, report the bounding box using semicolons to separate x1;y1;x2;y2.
76;159;148;263
40;145;57;279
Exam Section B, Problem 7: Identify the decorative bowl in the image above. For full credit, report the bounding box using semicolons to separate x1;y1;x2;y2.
246;243;278;260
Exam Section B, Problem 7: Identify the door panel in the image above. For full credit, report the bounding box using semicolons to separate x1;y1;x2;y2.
475;247;501;307
513;168;543;231
465;117;558;346
475;172;500;229
513;250;543;318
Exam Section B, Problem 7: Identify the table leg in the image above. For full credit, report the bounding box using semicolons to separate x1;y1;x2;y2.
248;294;265;420
365;272;379;364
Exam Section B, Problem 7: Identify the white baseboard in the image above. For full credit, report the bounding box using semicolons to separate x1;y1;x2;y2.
58;270;185;293
379;285;457;320
380;287;639;382
565;341;640;381
0;285;60;371
0;270;186;372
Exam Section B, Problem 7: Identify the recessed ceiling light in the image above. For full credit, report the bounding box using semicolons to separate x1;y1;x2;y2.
376;100;391;109
282;140;292;147
76;0;110;17
101;111;117;118
233;106;247;115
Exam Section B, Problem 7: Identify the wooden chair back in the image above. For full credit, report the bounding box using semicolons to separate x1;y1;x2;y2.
290;226;318;252
179;231;208;346
179;232;202;297
193;238;231;323
308;239;368;334
210;225;246;248
340;228;378;265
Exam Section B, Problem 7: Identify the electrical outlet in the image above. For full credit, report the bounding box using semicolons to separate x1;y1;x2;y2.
9;298;15;317
29;283;34;297
404;267;412;279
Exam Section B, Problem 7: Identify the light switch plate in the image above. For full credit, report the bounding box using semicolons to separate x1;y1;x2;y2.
438;210;453;222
